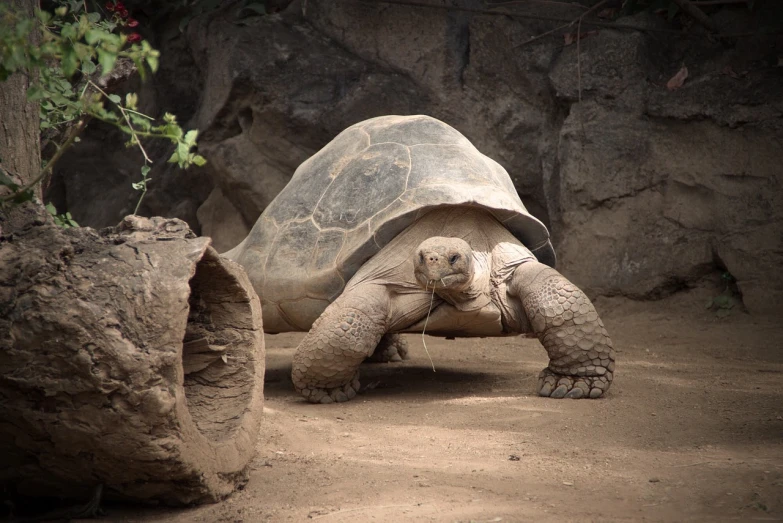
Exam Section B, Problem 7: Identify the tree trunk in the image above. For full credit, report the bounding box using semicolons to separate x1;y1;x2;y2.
0;211;265;505
0;0;40;198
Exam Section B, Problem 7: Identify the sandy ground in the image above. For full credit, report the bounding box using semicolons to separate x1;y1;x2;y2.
110;289;781;522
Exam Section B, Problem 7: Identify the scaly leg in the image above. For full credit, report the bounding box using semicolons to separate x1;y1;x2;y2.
511;262;615;399
292;284;390;403
366;333;410;363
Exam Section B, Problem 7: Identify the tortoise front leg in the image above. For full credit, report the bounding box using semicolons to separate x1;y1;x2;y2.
366;333;410;362
292;284;390;404
511;262;616;399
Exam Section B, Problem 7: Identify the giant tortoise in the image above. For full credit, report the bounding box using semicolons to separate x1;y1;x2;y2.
226;115;615;403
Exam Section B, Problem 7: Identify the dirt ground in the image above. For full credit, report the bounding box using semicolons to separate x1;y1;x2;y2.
112;287;782;522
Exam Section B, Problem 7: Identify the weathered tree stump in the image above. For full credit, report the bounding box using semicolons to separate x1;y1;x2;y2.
0;205;265;505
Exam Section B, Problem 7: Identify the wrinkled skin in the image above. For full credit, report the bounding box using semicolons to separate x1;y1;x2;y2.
291;210;615;403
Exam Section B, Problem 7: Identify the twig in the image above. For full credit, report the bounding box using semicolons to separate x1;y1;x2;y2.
87;80;152;163
575;0;609;103
670;0;718;33
1;119;87;203
671;460;718;467
515;0;606;48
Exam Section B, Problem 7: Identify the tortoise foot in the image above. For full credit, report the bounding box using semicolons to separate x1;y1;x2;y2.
299;374;361;404
537;368;612;399
367;333;410;363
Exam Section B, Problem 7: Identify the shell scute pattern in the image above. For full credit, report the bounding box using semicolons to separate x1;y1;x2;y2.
227;115;554;332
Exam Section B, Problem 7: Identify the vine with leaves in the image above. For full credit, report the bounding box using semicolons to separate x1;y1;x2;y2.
0;0;206;223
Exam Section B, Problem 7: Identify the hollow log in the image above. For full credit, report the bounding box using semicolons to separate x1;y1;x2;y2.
0;204;265;505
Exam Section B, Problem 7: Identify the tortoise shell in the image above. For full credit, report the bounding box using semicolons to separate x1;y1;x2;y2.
225;115;554;332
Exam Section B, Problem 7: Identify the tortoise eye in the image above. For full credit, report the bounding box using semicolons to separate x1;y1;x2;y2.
449;254;460;265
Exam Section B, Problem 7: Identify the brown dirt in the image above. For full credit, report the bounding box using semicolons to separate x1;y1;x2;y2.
111;287;782;522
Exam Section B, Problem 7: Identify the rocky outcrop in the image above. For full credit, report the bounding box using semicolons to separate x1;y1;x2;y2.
48;1;783;313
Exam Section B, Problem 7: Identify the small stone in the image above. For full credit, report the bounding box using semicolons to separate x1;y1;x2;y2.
562;481;574;486
649;477;660;483
508;454;521;461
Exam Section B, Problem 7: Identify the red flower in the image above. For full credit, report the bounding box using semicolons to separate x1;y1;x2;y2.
119;8;129;18
105;1;115;11
127;32;141;43
114;1;125;10
127;18;139;27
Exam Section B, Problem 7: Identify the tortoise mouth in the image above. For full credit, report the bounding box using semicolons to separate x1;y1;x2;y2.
414;270;470;291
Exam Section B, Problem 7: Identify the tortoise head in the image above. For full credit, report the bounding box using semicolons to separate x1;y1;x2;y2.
413;237;473;291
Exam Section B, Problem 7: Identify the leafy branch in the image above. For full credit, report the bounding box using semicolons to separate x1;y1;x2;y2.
0;1;206;215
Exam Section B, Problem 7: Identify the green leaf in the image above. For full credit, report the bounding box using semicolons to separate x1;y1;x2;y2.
81;59;97;75
176;142;190;163
192;154;207;167
26;84;46;101
61;48;79;77
97;48;117;75
107;94;121;104
146;54;159;73
125;92;138;109
167;151;180;164
36;10;53;24
131;181;144;190
165;123;183;140
184;129;198;145
130;113;152;131
46;202;58;215
85;29;103;45
141;165;151;177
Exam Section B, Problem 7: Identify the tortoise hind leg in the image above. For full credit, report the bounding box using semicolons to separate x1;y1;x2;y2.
511;262;616;399
366;333;410;363
292;284;390;404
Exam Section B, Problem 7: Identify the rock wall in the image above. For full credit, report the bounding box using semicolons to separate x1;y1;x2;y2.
49;1;783;314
